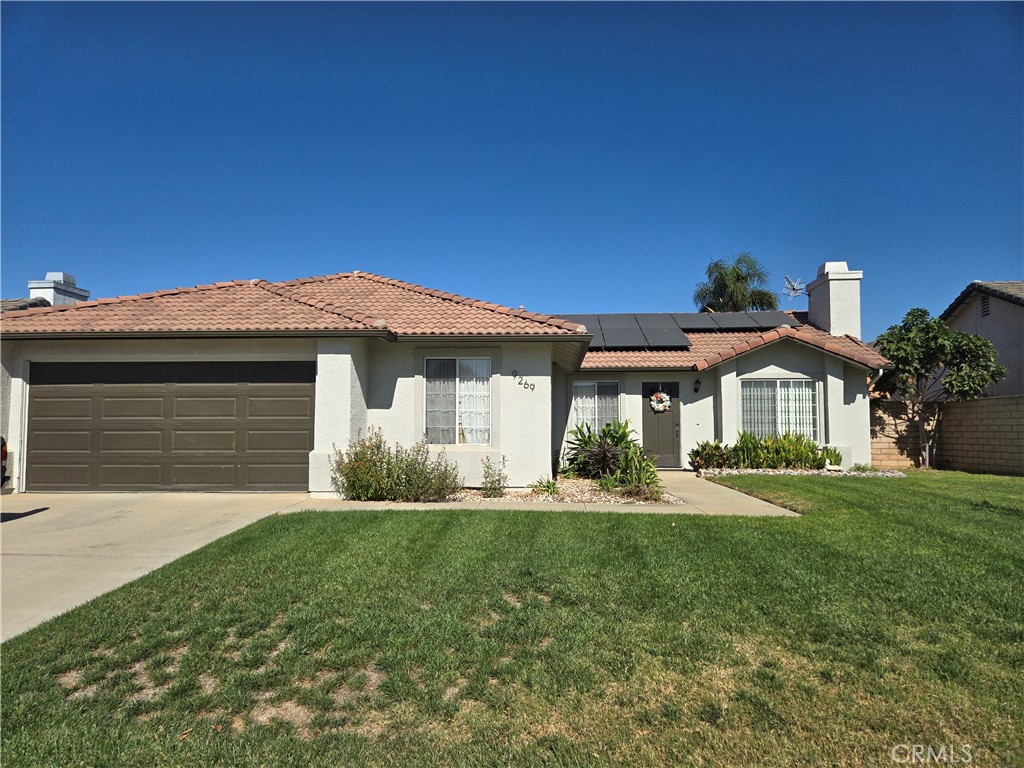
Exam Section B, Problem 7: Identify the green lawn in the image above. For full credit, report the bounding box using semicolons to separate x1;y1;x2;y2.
2;472;1022;767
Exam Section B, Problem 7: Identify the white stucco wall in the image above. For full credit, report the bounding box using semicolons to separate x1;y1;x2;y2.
353;339;554;490
5;335;559;494
946;293;1024;397
730;339;870;468
554;340;873;471
309;338;369;494
556;370;714;469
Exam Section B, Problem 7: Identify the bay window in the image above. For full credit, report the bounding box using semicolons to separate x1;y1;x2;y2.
740;379;819;441
425;358;491;445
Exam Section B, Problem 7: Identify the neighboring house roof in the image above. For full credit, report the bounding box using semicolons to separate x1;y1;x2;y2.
1;297;50;312
0;271;587;339
940;280;1024;320
579;312;888;372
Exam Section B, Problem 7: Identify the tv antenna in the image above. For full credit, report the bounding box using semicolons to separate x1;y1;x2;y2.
782;275;807;300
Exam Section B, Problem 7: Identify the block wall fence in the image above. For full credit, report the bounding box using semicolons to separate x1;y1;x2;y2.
871;396;1023;476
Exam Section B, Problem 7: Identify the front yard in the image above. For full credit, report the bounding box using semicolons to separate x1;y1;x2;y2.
2;472;1021;766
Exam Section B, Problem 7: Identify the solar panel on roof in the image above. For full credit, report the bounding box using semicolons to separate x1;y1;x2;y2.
561;314;605;348
600;317;647;348
597;314;641;327
747;311;801;328
634;314;691;348
706;313;761;330
671;312;719;330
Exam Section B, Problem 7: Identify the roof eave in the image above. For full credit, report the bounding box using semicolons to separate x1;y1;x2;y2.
0;329;395;341
940;282;1024;321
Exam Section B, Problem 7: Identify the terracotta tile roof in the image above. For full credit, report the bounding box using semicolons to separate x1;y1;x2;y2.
276;272;585;336
940;280;1024;320
0;271;587;338
581;314;889;371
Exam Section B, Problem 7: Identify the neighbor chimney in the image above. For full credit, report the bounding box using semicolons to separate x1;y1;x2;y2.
28;272;90;306
806;262;862;339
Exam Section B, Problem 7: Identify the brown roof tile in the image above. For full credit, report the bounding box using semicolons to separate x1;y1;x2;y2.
581;323;889;371
0;271;589;338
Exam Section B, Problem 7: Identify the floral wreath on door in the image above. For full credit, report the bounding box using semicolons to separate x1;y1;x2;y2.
649;391;672;412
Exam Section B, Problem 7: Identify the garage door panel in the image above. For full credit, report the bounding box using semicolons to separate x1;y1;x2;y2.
100;464;164;487
248;396;313;418
172;464;237;487
172;430;238;453
243;463;312;487
246;430;312;452
101;431;163;452
30;397;95;419
30;430;93;453
102;397;166;419
174;397;238;419
29;464;92;487
26;362;314;491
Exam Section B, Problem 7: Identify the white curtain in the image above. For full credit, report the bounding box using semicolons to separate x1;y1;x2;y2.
778;380;817;440
573;383;597;429
458;358;490;444
741;380;818;441
572;382;619;430
741;380;777;438
596;383;619;429
425;359;457;444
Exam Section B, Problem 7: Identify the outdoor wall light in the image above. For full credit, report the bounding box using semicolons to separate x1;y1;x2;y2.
693;379;701;393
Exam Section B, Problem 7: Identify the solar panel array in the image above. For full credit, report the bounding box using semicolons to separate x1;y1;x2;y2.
561;311;801;350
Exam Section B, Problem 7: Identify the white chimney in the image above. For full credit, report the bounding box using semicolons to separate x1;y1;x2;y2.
28;272;90;306
806;262;862;339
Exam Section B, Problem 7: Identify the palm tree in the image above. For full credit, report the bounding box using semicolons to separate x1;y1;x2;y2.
693;252;779;312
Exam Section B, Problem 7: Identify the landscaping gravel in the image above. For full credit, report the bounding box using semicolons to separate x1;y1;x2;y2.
700;468;906;478
453;477;684;505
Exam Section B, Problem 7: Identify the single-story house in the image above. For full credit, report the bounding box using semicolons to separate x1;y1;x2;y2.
0;262;887;494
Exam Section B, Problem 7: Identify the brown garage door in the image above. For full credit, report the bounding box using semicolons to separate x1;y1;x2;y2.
26;361;315;491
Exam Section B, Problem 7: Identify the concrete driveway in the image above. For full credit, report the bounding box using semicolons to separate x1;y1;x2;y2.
1;492;310;642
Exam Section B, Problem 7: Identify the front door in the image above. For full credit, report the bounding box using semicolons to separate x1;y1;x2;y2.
642;382;681;467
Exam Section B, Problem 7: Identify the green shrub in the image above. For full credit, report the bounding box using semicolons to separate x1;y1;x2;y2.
850;462;875;472
564;419;635;478
694;432;843;471
330;430;463;502
688;440;729;471
614;443;663;494
821;447;844;467
530;476;559;495
481;455;509;498
727;431;765;468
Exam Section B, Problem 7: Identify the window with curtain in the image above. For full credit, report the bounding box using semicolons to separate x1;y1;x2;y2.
572;382;619;430
740;379;818;441
425;358;491;445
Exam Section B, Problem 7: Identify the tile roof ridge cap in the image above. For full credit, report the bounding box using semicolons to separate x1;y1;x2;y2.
249;279;385;329
349;271;588;333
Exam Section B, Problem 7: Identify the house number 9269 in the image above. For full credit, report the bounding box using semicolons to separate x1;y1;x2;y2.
510;371;535;392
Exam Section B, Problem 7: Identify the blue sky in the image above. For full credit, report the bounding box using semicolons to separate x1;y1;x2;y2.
2;2;1021;340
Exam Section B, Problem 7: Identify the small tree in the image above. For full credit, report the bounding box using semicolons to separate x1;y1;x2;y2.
693;252;779;312
874;308;1006;468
